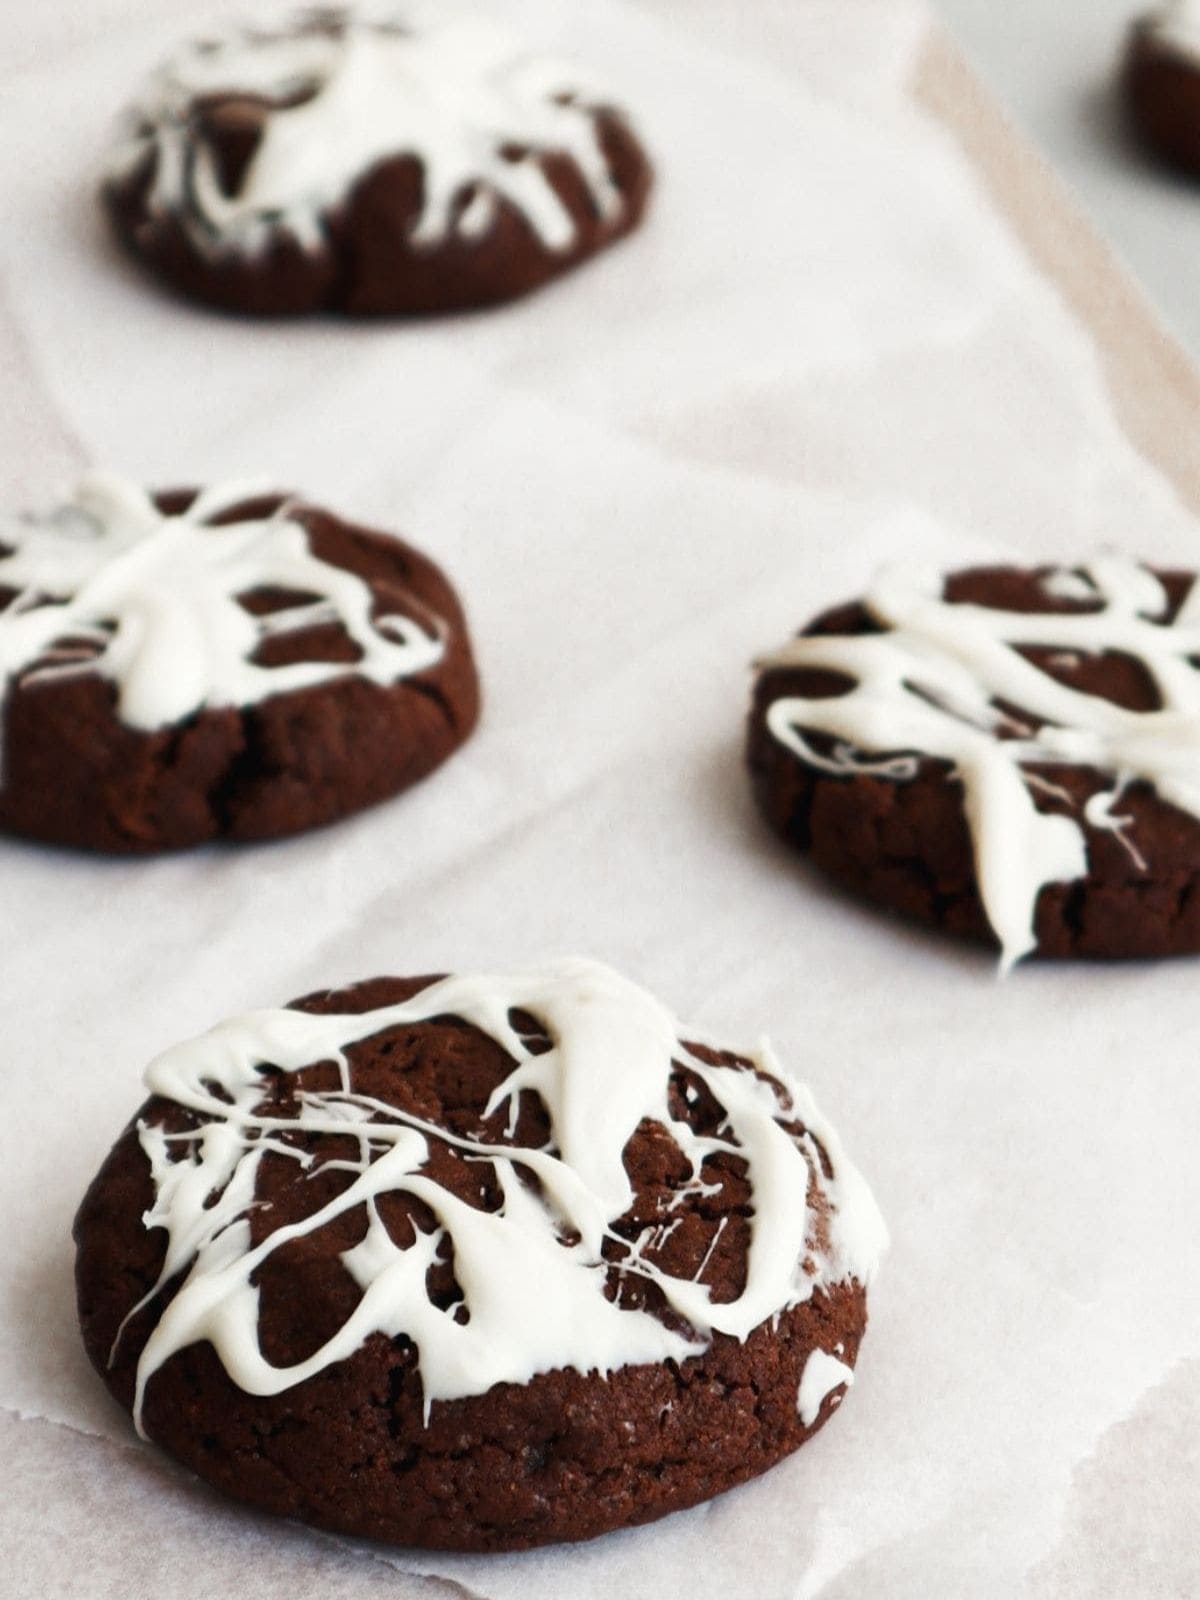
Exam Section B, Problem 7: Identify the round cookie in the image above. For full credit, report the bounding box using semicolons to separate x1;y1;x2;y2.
748;557;1200;969
1124;4;1200;175
103;8;653;317
0;472;479;851
74;958;886;1551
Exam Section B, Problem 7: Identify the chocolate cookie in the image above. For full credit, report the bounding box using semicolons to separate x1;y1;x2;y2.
1124;4;1200;175
103;8;653;317
74;958;886;1550
0;472;478;851
748;558;1200;969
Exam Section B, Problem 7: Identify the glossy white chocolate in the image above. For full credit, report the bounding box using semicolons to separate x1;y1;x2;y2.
0;472;444;762
108;8;632;258
758;558;1200;969
116;958;886;1430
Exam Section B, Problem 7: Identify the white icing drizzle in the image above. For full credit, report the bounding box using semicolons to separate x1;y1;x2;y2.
110;6;630;258
796;1348;854;1427
1148;0;1200;61
116;958;886;1432
757;557;1200;970
0;471;444;753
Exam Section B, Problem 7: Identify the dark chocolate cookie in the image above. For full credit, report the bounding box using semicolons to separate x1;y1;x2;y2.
74;958;885;1550
103;9;653;317
748;558;1200;968
0;472;478;851
1124;7;1200;175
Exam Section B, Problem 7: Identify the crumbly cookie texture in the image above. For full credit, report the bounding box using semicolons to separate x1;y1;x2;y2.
0;473;479;850
750;559;1200;968
75;958;885;1550
103;6;653;315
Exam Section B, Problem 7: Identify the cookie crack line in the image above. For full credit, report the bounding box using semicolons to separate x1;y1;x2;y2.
0;471;446;782
105;958;886;1434
756;556;1200;970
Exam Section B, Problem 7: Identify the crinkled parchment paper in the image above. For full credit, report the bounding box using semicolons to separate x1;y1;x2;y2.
1;2;1198;1595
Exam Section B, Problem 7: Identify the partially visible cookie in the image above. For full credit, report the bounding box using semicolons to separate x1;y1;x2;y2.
0;472;479;851
103;7;653;316
748;557;1200;969
74;958;886;1550
1124;4;1200;174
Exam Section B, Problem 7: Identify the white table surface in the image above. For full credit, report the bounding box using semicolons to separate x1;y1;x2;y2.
935;0;1200;367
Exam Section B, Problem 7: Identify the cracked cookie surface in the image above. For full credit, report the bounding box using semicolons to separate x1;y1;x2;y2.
103;10;654;318
748;562;1200;963
0;477;479;852
74;962;878;1550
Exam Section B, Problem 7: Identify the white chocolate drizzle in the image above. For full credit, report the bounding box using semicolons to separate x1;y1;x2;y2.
115;958;886;1431
109;6;632;258
796;1347;854;1427
1147;0;1200;62
757;557;1200;970
0;471;444;755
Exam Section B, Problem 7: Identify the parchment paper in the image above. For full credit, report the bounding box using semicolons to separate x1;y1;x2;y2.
1;2;1198;1595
